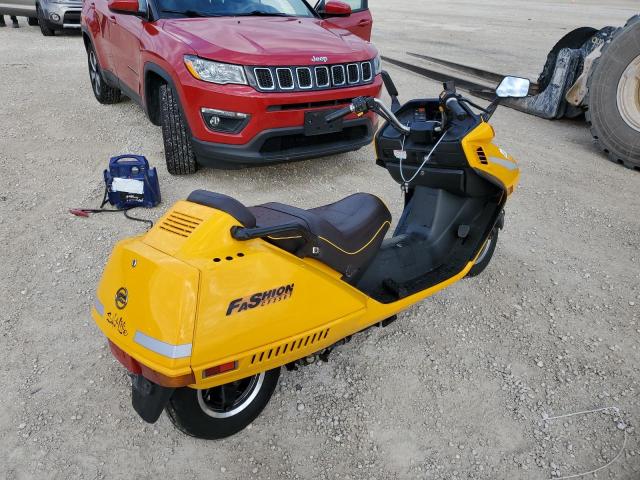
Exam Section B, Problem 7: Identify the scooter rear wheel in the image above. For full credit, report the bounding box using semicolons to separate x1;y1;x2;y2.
166;368;280;439
466;229;499;277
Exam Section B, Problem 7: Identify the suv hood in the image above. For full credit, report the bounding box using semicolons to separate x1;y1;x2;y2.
160;17;377;66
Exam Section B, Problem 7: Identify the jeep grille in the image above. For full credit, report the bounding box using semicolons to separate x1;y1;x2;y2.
276;68;294;89
249;61;375;93
255;68;275;90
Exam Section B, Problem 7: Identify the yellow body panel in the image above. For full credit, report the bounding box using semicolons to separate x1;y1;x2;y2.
96;200;477;388
94;238;198;377
462;122;520;195
94;123;519;390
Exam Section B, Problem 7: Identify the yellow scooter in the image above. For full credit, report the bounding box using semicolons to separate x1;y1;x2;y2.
92;74;527;439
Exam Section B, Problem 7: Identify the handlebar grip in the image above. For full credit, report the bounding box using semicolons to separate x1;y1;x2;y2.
325;105;353;123
446;97;468;120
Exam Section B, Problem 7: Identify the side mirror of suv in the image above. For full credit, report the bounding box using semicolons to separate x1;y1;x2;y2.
320;1;352;17
108;0;142;15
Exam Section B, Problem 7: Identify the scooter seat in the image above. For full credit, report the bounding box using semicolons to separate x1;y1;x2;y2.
249;193;391;279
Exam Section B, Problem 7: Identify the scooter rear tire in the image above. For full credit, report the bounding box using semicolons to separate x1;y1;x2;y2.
166;368;280;439
466;229;498;278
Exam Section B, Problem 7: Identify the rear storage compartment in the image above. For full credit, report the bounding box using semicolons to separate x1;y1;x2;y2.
92;237;199;380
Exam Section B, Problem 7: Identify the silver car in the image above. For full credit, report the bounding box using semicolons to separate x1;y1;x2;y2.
0;0;82;35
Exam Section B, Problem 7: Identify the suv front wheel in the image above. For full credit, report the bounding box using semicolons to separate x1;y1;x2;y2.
159;84;198;175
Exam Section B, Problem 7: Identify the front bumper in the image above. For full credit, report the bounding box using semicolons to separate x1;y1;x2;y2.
176;73;383;163
41;2;81;28
192;117;375;167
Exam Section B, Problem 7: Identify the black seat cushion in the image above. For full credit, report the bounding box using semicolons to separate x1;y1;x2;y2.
250;193;391;278
187;190;256;227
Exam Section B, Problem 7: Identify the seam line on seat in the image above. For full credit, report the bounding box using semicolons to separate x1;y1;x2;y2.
268;235;303;240
318;221;391;255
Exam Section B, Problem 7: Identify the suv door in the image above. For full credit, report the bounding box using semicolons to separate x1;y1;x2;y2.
108;0;146;96
317;0;372;41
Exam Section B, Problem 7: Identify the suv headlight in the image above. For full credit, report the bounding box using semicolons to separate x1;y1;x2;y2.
373;54;382;75
184;55;247;85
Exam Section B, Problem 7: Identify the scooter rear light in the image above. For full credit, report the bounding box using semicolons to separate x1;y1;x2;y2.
139;365;196;388
107;340;195;387
203;361;238;379
108;340;141;375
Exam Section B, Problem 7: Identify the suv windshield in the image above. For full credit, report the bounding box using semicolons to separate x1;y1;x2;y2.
158;0;316;18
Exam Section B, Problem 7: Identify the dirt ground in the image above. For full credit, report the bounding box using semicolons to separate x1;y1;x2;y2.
1;1;639;479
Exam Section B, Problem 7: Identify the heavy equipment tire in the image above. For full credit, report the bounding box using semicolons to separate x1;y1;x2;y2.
585;15;640;170
37;5;55;36
27;17;38;26
159;84;198;175
166;368;280;439
86;43;122;104
467;229;498;278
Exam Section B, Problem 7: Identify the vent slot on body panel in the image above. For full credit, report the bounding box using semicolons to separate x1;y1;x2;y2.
159;212;202;238
250;328;331;365
476;147;488;164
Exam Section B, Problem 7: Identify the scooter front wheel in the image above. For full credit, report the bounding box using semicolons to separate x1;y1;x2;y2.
466;229;499;277
166;367;280;439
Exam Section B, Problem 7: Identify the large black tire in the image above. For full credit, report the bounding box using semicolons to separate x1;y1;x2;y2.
467;229;498;278
159;84;198;175
37;5;55;36
166;368;280;439
27;17;38;26
86;43;121;104
586;15;640;171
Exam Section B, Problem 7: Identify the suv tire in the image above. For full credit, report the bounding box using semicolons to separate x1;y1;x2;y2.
159;84;198;175
28;17;38;26
86;43;122;104
37;5;55;36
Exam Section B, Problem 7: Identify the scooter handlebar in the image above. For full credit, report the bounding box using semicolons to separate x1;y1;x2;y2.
325;105;354;123
446;97;468;120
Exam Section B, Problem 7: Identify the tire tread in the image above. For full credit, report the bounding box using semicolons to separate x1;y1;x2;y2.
585;15;640;170
159;84;197;175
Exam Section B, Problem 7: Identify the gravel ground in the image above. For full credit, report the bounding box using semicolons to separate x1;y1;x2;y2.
1;1;639;479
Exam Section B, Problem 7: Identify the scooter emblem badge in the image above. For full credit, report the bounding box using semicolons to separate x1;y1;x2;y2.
115;287;128;310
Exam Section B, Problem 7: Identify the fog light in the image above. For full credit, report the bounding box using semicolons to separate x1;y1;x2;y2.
50;13;60;21
201;108;249;133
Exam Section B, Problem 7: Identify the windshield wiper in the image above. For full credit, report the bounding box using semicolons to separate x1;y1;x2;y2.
161;9;219;17
233;11;294;17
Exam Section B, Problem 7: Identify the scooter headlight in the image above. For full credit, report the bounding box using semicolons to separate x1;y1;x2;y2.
373;54;382;75
184;55;248;85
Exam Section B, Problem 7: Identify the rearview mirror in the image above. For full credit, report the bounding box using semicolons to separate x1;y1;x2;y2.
496;76;530;98
321;1;352;17
108;0;142;14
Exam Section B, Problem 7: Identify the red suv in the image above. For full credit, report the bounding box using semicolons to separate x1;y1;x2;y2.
81;0;382;174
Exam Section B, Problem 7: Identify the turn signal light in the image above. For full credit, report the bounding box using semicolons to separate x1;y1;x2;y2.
203;361;238;379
